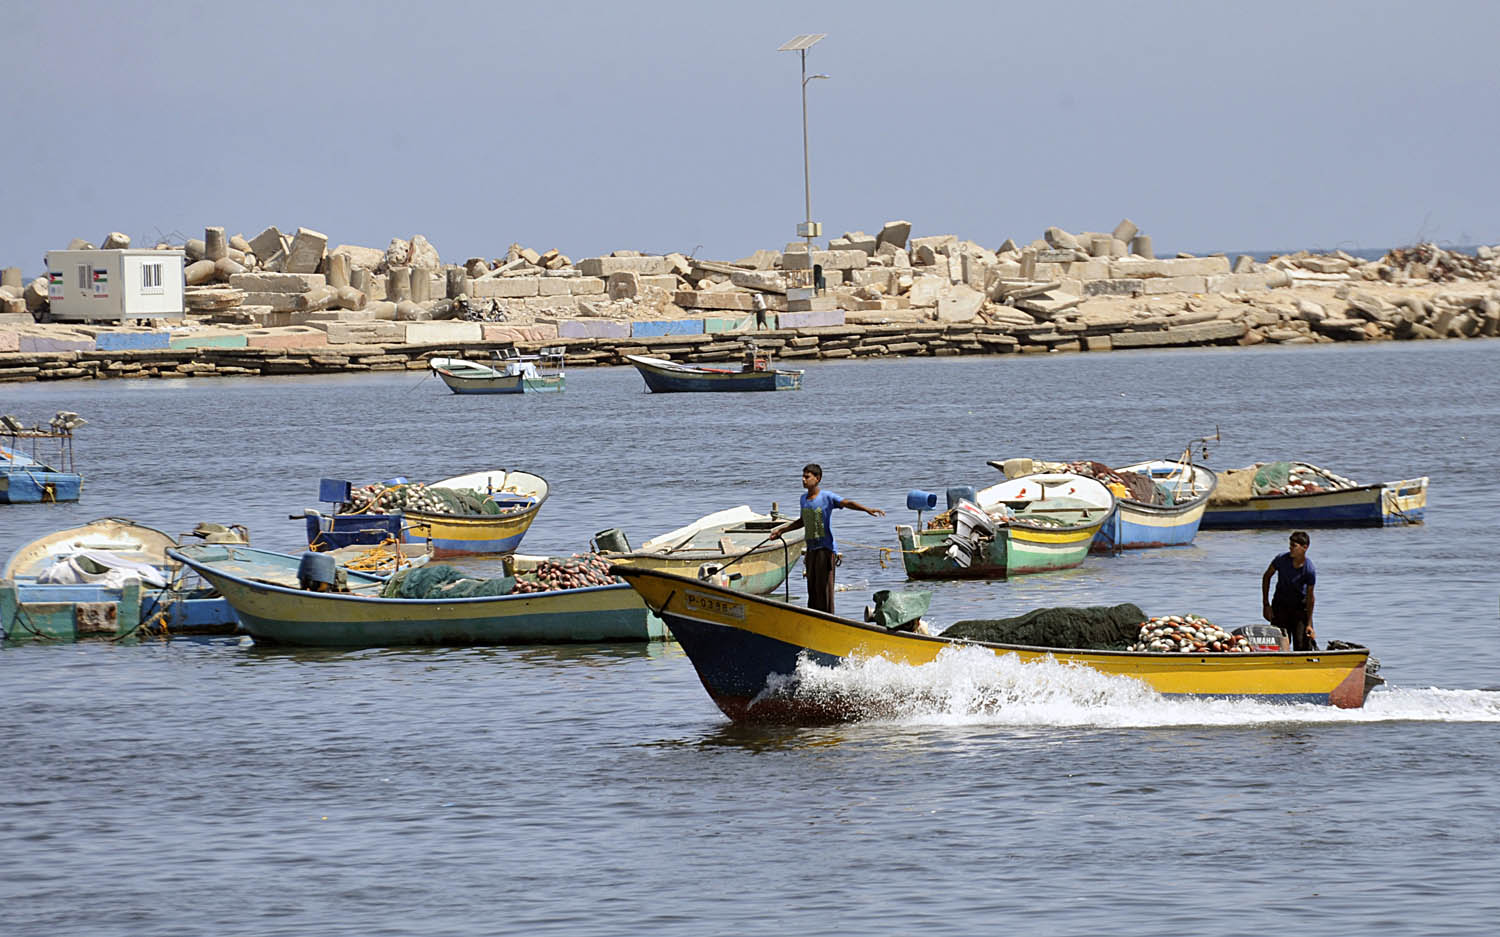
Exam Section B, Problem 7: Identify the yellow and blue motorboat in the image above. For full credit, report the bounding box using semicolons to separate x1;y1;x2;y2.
611;566;1375;723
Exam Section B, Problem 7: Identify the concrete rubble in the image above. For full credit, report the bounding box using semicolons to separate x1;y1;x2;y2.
2;218;1498;382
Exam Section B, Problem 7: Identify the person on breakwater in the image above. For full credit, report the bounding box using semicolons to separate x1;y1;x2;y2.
773;463;885;614
1262;530;1317;650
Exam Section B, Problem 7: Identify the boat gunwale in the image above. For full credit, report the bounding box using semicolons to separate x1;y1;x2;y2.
171;546;629;606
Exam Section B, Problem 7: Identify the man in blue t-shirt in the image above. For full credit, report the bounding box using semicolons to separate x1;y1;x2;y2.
773;463;885;614
1261;530;1317;651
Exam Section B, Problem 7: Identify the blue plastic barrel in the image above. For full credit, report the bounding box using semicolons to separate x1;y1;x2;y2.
906;489;938;511
945;485;978;509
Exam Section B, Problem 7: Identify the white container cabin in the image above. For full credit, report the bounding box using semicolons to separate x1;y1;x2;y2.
44;249;186;322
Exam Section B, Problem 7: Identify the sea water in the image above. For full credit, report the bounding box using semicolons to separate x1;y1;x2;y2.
2;340;1497;936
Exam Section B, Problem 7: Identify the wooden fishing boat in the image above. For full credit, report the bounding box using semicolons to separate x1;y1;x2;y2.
1;517;247;641
611;566;1375;723
1005;459;1219;553
429;347;565;394
299;469;549;557
1201;461;1428;529
895;473;1114;579
590;505;806;595
170;543;665;647
624;351;803;392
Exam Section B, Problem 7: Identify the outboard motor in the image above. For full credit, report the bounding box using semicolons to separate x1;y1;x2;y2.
297;551;339;592
943;501;995;568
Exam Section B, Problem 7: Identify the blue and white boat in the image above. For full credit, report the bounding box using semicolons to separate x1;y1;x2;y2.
1;518;244;641
2;426;83;504
1088;459;1218;553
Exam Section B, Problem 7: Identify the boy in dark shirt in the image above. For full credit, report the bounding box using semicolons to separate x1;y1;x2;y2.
1261;530;1317;651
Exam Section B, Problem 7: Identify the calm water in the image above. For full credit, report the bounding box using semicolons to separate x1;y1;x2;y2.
3;342;1499;936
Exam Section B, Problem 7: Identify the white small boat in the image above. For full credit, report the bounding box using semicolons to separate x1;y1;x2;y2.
429;348;565;394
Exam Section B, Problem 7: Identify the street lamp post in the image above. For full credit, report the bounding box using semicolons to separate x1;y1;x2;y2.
779;34;828;258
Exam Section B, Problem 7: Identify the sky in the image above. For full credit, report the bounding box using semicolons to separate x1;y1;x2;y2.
3;0;1497;277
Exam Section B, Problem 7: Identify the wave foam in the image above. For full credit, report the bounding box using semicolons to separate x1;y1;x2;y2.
756;645;1500;727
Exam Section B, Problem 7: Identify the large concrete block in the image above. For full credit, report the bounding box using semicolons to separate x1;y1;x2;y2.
632;319;704;338
286;227;328;274
779;308;846;329
1083;278;1144;297
21;334;95;353
404;321;483;344
876;220;911;250
1141;276;1208;295
245;326;330;350
1111;320;1246;348
782;249;869;271
238;292;304;312
704;314;775;332
482;323;559;343
468;277;540;299
576;256;672;277
0;330;19;352
558;318;632;339
324;322;408;344
673;290;756;311
936;285;984;322
570;277;606;295
229;272;327;293
169;331;249;349
95;331;171;351
248;226;285;263
1206;273;1270;293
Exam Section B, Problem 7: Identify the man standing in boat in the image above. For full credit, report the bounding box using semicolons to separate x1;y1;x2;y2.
1261;530;1317;650
773;463;885;614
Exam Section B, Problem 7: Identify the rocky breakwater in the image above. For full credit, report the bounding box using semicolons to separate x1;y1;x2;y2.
2;219;1497;383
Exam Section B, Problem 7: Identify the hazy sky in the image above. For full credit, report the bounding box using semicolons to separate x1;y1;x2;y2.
4;0;1496;276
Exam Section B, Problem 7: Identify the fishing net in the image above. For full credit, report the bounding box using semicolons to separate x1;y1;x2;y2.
380;564;516;598
1210;467;1256;505
1252;461;1293;493
943;603;1148;650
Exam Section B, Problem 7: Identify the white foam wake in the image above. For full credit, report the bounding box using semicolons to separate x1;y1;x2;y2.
760;645;1500;727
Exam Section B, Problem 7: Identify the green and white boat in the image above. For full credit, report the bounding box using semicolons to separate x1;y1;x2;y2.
895;473;1115;580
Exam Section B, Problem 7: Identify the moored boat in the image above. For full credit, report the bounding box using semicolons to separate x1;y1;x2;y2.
429;347;565;394
625;346;803;393
590;505;806;596
895;473;1114;579
611;565;1376;723
1201;461;1427;528
999;458;1218;553
171;543;665;647
298;469;549;557
1;517;248;641
1;413;85;504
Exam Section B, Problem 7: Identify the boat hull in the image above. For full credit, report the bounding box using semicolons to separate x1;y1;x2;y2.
1201;478;1427;529
0;468;83;503
613;567;1372;722
1;579;235;641
438;371;565;394
896;519;1102;579
173;546;666;647
404;504;541;557
627;356;802;392
1092;499;1209;552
